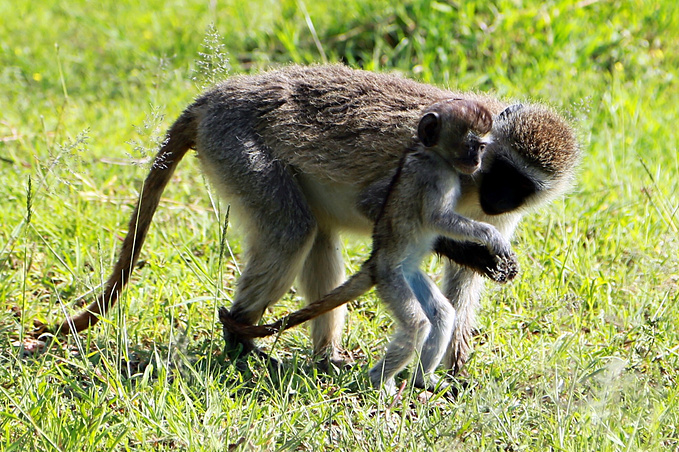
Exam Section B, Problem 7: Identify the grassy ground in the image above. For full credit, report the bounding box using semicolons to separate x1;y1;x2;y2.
1;0;678;450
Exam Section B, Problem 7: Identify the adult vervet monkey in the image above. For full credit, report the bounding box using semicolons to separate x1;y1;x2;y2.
53;65;579;374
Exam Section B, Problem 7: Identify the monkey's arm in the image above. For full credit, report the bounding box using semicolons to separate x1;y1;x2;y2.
358;178;518;283
433;237;519;283
358;180;517;282
220;268;374;339
429;206;520;283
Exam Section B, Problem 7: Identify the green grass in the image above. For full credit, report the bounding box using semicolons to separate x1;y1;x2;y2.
2;0;679;450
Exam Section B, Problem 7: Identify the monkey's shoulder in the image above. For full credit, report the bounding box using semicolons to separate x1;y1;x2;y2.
397;151;462;192
376;151;461;230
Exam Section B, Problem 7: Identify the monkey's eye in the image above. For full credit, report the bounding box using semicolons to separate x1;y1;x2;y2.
478;143;486;152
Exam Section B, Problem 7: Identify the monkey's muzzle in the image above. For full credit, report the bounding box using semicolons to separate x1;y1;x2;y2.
453;159;482;175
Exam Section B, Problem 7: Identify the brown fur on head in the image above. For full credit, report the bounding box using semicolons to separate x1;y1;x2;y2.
495;104;580;176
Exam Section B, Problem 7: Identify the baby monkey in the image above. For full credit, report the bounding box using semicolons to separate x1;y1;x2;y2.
220;99;517;392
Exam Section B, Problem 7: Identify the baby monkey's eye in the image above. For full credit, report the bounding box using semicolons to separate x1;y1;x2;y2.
470;141;486;153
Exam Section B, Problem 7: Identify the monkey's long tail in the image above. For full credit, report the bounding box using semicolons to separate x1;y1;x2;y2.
54;107;199;335
220;268;375;339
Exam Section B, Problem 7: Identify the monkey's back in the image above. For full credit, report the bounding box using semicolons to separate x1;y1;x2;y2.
203;65;460;186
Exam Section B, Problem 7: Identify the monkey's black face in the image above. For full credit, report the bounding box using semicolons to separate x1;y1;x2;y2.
479;157;538;215
450;136;486;175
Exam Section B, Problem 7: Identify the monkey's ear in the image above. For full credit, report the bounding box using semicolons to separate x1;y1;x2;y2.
497;103;524;121
418;112;441;147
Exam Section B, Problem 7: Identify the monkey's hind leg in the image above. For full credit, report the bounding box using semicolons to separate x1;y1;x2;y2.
368;276;431;394
442;263;484;375
222;218;318;359
298;228;348;369
203;143;319;363
407;271;456;391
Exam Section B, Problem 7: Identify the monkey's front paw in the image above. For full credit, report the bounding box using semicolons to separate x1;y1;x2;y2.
487;250;519;283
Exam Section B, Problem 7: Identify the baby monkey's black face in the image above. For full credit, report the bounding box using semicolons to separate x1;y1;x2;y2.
450;132;487;175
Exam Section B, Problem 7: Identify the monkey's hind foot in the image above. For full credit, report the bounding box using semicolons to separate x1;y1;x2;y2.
487;251;520;283
218;306;281;339
413;373;451;393
253;349;284;375
315;348;355;374
222;334;284;376
219;307;284;375
229;347;284;377
415;374;471;401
